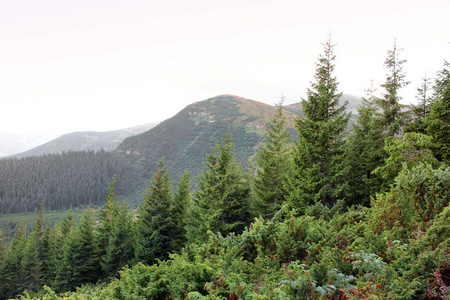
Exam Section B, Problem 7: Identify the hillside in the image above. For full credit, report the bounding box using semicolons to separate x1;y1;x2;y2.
116;95;298;203
12;123;158;158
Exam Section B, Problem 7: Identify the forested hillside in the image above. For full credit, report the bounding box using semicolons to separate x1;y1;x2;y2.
0;39;449;299
115;94;299;204
0;150;121;214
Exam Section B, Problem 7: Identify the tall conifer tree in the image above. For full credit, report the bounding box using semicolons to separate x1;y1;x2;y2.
427;61;450;162
173;170;191;246
135;160;176;264
253;98;292;218
377;39;409;137
289;37;350;208
188;133;251;243
347;82;384;205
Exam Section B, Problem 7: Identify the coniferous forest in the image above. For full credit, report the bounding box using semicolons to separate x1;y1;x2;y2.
0;39;449;299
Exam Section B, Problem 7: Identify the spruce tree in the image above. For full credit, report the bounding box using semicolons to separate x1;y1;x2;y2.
101;201;135;278
0;231;6;299
22;203;45;292
406;76;433;134
57;208;100;291
97;178;117;277
135;160;176;264
2;222;27;299
289;37;350;208
172;170;191;246
347;83;384;205
377;40;409;137
188;133;251;243
253;98;292;218
426;65;450;162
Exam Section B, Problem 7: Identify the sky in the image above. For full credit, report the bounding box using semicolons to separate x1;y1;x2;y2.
1;0;449;140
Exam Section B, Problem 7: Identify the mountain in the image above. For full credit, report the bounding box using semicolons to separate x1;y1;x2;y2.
0;94;363;213
12;123;158;158
115;95;298;203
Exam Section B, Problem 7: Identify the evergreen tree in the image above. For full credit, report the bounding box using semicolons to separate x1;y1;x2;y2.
21;203;45;293
289;37;350;208
377;40;410;137
97;178;117;277
2;222;27;299
101;201;135;278
135;160;175;264
406;76;433;134
40;224;54;286
0;231;6;299
172;170;191;246
57;208;99;291
188;133;251;243
253;98;292;218
426;69;450;162
347;82;384;205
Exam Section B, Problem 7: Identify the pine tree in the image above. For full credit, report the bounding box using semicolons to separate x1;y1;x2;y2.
188;133;251;243
377;39;409;137
289;37;350;208
135;160;175;264
253;98;292;218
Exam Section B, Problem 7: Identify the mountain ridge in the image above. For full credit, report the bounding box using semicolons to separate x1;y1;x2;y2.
11;123;158;158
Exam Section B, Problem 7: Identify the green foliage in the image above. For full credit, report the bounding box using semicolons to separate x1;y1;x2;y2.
373;132;439;186
371;163;450;235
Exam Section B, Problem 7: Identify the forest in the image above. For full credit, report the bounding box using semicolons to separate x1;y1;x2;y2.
0;38;449;299
0;150;122;214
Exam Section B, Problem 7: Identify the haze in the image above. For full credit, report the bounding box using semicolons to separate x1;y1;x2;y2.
1;0;449;140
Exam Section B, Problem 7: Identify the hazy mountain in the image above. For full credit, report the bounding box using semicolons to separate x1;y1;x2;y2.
0;133;51;157
115;94;299;203
12;123;158;158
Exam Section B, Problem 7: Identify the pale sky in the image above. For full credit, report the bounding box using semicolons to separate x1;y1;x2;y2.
1;0;449;139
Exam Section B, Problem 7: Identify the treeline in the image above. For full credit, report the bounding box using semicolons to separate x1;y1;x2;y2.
0;150;121;214
0;38;449;299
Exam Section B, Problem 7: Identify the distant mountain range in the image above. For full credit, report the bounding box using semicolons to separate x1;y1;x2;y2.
0;94;362;212
10;123;158;158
